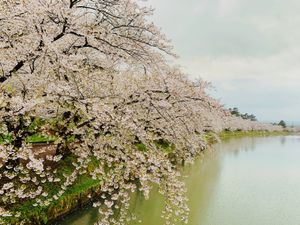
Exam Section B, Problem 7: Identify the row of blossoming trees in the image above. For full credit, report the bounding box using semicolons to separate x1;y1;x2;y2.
0;0;283;224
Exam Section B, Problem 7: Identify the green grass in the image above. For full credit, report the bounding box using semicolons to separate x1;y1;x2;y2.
204;132;218;144
0;134;13;143
0;134;56;144
154;139;174;154
135;143;147;152
219;130;291;140
25;134;57;143
135;140;175;153
4;155;101;225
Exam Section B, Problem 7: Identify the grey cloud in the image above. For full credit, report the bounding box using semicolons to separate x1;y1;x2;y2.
142;0;300;122
144;0;296;58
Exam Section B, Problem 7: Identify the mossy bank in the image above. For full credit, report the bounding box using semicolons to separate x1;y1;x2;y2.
2;130;291;225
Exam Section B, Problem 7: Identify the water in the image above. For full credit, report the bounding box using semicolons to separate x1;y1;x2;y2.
57;135;300;225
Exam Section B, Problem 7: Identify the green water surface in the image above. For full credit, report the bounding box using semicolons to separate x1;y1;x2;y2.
57;136;300;225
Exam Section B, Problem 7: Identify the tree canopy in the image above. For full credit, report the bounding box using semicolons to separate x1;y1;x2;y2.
0;1;283;224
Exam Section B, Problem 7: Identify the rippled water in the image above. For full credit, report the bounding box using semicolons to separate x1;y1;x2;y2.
57;135;300;225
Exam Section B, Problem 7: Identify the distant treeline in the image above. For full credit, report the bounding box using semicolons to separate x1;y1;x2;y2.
229;107;287;128
228;107;257;121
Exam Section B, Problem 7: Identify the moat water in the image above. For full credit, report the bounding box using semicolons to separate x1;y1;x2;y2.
58;135;300;225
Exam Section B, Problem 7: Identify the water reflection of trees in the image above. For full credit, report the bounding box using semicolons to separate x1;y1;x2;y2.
57;136;296;225
217;136;279;156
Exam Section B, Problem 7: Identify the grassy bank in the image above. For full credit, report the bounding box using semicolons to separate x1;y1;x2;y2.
219;130;290;140
2;155;102;225
1;130;291;225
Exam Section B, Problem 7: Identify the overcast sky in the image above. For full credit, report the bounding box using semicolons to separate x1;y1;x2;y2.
140;0;300;124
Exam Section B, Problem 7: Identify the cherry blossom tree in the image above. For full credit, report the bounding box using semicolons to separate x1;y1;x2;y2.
0;1;283;224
